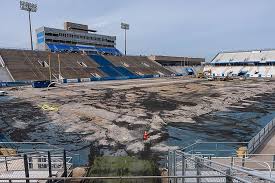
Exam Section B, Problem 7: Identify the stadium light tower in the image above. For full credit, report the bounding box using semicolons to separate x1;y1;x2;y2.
121;23;129;55
20;1;37;50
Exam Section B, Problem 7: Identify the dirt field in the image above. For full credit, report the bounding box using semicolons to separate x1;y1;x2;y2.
0;77;275;157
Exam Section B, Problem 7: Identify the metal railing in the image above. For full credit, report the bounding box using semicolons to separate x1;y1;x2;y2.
182;118;275;157
167;150;275;183
0;152;73;183
0;142;80;166
248;118;275;154
0;175;232;183
182;141;248;157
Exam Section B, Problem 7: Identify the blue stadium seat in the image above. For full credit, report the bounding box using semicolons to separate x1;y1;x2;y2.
99;66;122;77
116;67;137;77
96;47;122;56
89;55;138;77
89;55;114;66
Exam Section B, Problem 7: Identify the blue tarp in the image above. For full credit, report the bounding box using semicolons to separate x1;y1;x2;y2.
186;68;194;75
32;80;54;88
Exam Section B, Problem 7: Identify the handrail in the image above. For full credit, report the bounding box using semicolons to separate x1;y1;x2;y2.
182;118;275;156
179;151;275;182
0;175;227;181
248;118;275;154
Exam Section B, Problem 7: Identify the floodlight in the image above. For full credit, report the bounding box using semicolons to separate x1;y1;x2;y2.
121;23;130;55
19;1;38;50
121;23;130;30
20;1;37;12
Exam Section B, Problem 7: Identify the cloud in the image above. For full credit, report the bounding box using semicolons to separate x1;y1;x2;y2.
1;0;275;60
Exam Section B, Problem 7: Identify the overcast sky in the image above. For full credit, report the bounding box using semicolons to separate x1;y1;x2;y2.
0;0;275;60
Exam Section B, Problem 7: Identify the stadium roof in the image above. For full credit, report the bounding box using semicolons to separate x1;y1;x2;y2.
212;49;275;64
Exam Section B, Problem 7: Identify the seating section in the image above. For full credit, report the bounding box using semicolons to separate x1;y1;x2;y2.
0;49;175;82
103;55;174;76
204;65;275;78
89;55;137;77
0;49;106;81
208;50;275;78
47;43;122;56
115;67;136;77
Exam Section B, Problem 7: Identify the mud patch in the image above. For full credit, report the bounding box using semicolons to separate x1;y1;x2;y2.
140;93;178;112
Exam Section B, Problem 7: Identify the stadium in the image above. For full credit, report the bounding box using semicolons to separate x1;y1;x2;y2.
1;1;275;183
205;50;275;78
0;22;205;84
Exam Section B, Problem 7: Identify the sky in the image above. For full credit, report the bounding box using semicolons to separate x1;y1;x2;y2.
0;0;275;60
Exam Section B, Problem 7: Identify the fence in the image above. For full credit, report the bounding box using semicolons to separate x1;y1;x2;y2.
182;141;248;157
0;151;72;183
182;118;275;159
63;74;164;83
0;175;236;183
0;73;183;88
167;150;275;183
248;118;275;154
0;142;79;166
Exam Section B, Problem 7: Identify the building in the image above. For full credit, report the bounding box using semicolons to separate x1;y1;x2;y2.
149;55;204;66
148;55;205;75
36;22;121;55
204;49;275;78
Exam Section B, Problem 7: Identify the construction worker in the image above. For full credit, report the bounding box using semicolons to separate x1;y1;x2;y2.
143;131;149;141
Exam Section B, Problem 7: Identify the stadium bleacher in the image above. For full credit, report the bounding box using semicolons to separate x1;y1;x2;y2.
104;55;174;76
206;50;275;78
0;49;107;81
0;49;174;82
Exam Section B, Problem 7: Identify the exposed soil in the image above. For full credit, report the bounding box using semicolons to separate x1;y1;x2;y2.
0;77;274;160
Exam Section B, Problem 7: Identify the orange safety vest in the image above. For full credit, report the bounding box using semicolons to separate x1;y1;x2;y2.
143;131;149;140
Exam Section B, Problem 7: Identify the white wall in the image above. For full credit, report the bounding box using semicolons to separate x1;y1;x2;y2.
204;65;275;78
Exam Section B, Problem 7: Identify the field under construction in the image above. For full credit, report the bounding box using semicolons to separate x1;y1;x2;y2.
0;77;275;163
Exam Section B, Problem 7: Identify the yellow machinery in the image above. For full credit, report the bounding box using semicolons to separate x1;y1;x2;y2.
236;146;247;157
0;148;17;156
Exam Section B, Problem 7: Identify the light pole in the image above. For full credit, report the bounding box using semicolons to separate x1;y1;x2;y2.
20;1;37;50
121;23;129;55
